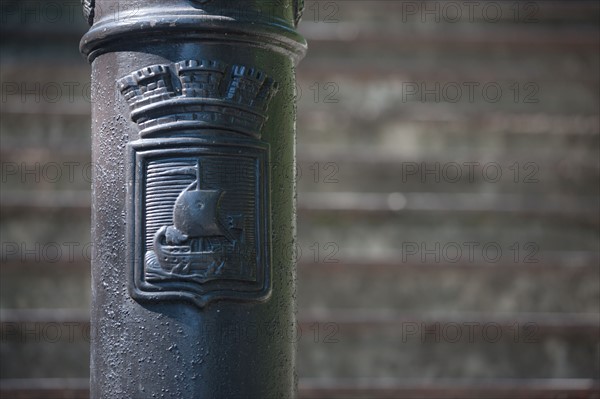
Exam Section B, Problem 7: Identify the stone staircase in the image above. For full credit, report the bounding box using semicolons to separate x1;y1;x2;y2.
1;1;599;397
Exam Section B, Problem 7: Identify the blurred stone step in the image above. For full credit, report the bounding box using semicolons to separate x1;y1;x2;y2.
297;192;599;219
2;190;597;219
297;262;600;314
1;155;92;192
0;309;90;379
2;137;599;196
2;201;598;263
295;79;599;123
293;158;600;195
1;263;90;309
298;0;600;29
295;211;600;259
297;52;600;85
296;311;599;379
2;199;598;275
0;0;89;34
5;112;595;155
2;377;598;399
0;113;90;149
2;0;599;34
2;153;599;195
3;0;598;45
0;207;90;245
2;257;598;313
297;377;600;399
299;19;600;54
296;113;599;156
0;379;90;399
1;309;597;380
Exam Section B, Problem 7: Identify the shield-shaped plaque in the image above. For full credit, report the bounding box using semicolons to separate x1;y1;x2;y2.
127;137;271;307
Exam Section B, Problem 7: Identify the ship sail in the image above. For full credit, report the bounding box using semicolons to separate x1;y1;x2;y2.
174;188;225;237
171;160;234;241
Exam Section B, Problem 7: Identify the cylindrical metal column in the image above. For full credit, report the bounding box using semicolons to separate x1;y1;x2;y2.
80;1;306;397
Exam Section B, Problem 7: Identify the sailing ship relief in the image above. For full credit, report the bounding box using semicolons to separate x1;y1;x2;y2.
146;160;243;280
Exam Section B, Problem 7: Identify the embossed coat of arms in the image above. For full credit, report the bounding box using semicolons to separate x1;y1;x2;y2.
118;60;276;307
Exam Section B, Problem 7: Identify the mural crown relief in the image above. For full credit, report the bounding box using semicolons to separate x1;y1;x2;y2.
117;60;279;139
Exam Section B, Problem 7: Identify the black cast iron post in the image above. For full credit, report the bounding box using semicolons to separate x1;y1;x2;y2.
80;0;306;397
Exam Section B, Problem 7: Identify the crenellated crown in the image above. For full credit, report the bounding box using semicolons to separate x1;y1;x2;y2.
117;60;279;139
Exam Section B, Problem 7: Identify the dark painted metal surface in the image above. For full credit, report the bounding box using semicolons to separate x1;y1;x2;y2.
80;1;306;397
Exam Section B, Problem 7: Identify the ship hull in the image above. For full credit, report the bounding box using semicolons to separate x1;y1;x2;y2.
153;226;224;275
